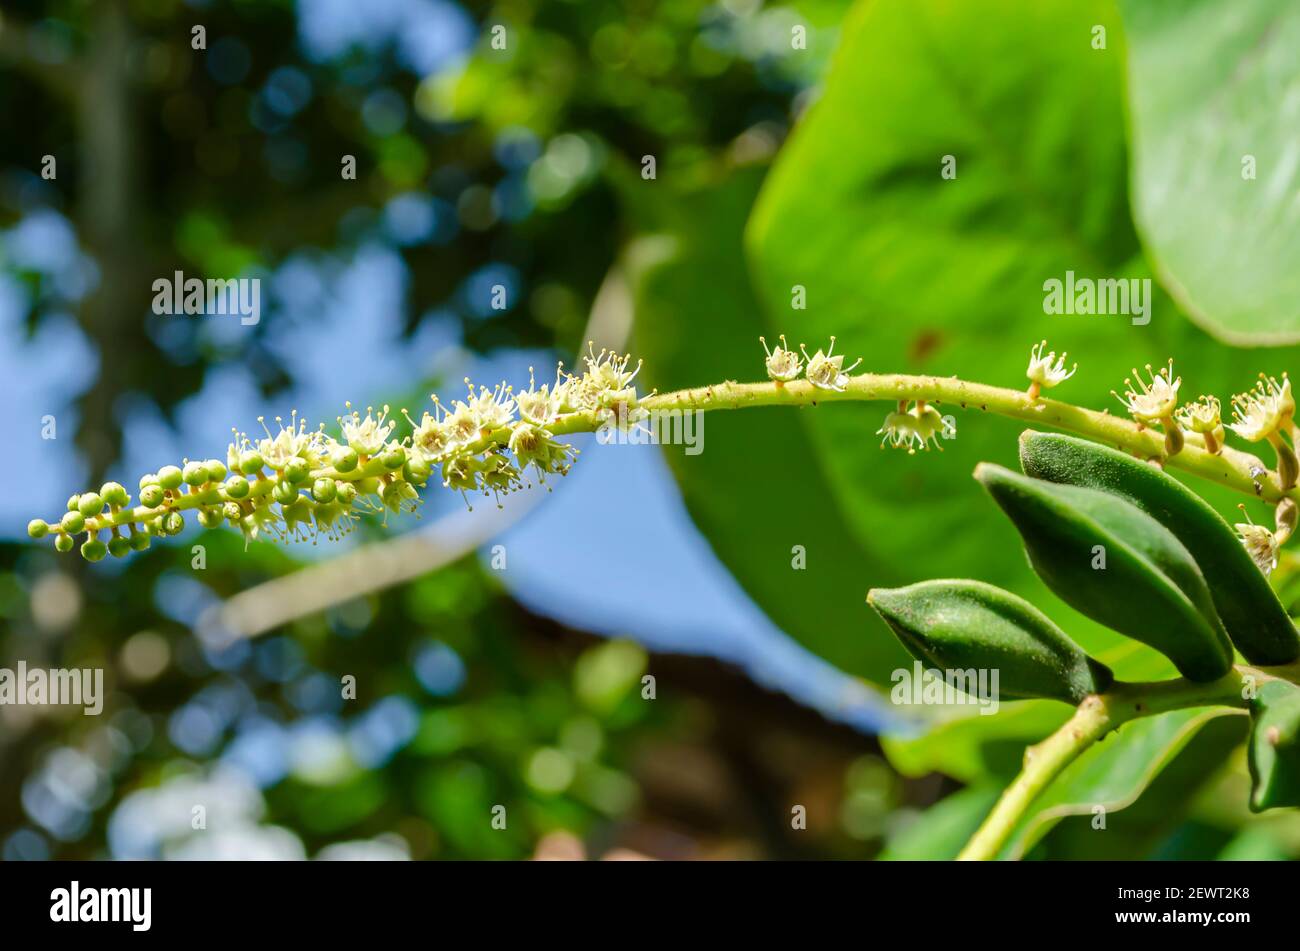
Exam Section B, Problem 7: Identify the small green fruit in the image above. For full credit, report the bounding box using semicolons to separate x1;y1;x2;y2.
224;475;250;499
205;459;228;483
140;484;165;507
77;492;104;517
382;446;406;469
100;482;130;507
55;533;75;553
60;511;85;534
158;465;184;490
129;531;151;552
163;511;186;535
183;461;208;486
139;473;160;490
27;519;49;539
81;539;107;562
312;478;337;503
107;536;131;558
273;480;299;505
67;494;81;512
334;447;359;472
336;482;358;505
239;450;265;475
283;458;310;483
403;456;431;485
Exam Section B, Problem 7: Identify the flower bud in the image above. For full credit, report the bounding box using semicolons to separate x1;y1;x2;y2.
273;480;299;505
158;465;184;490
224;475;250;499
54;534;74;553
61;511;85;534
139;473;160;490
198;506;224;529
128;531;151;552
140;484;165;507
336;482;358;505
81;538;107;562
311;478;337;503
403;456;431;485
67;494;81;512
107;536;131;558
27;519;49;539
223;502;243;522
334;447;359;472
284;458;311;483
163;511;185;535
382;446;406;469
100;482;130;508
205;459;228;483
77;492;104;517
182;461;208;486
239;450;265;475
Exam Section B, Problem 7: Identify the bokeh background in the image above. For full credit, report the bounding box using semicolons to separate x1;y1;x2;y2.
3;0;1299;860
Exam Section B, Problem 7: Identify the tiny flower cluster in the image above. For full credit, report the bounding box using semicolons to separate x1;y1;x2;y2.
761;335;861;392
28;346;651;560
877;400;955;454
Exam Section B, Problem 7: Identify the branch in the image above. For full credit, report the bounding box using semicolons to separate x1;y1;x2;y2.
956;663;1300;860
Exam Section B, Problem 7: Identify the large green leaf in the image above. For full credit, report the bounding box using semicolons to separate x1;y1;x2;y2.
879;783;1002;860
1121;0;1300;343
745;0;1300;683
996;707;1246;859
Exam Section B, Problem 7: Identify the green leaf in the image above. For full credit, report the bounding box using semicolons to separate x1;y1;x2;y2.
867;579;1112;704
882;700;1070;782
743;0;1300;685
976;463;1233;681
1019;430;1300;664
997;707;1246;859
879;784;1003;860
629;167;911;681
1121;0;1300;343
1248;680;1300;811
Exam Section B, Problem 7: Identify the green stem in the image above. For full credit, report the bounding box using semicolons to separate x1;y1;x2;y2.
957;662;1300;860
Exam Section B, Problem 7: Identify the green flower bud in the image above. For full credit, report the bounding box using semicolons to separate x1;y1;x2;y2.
334;446;359;472
27;519;49;539
197;506;224;529
284;458;311;483
139;473;160;490
312;478;337;503
158;465;184;490
403;455;431;485
67;494;81;512
163;511;185;535
273;480;299;505
61;511;85;534
382;445;406;469
140;484;165;507
107;536;131;558
55;533;75;553
183;461;208;486
128;531;151;552
223;501;244;522
336;482;358;505
100;482;130;508
224;475;250;499
205;459;228;483
81;538;107;562
77;492;104;517
239;450;265;475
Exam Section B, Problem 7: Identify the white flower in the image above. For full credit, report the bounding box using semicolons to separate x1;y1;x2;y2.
1228;374;1293;443
339;404;397;456
1236;515;1279;576
1114;360;1181;423
465;381;516;430
760;335;803;382
1176;395;1222;434
516;367;564;426
876;403;951;453
254;411;328;468
801;337;861;392
404;408;450;459
1025;340;1076;392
